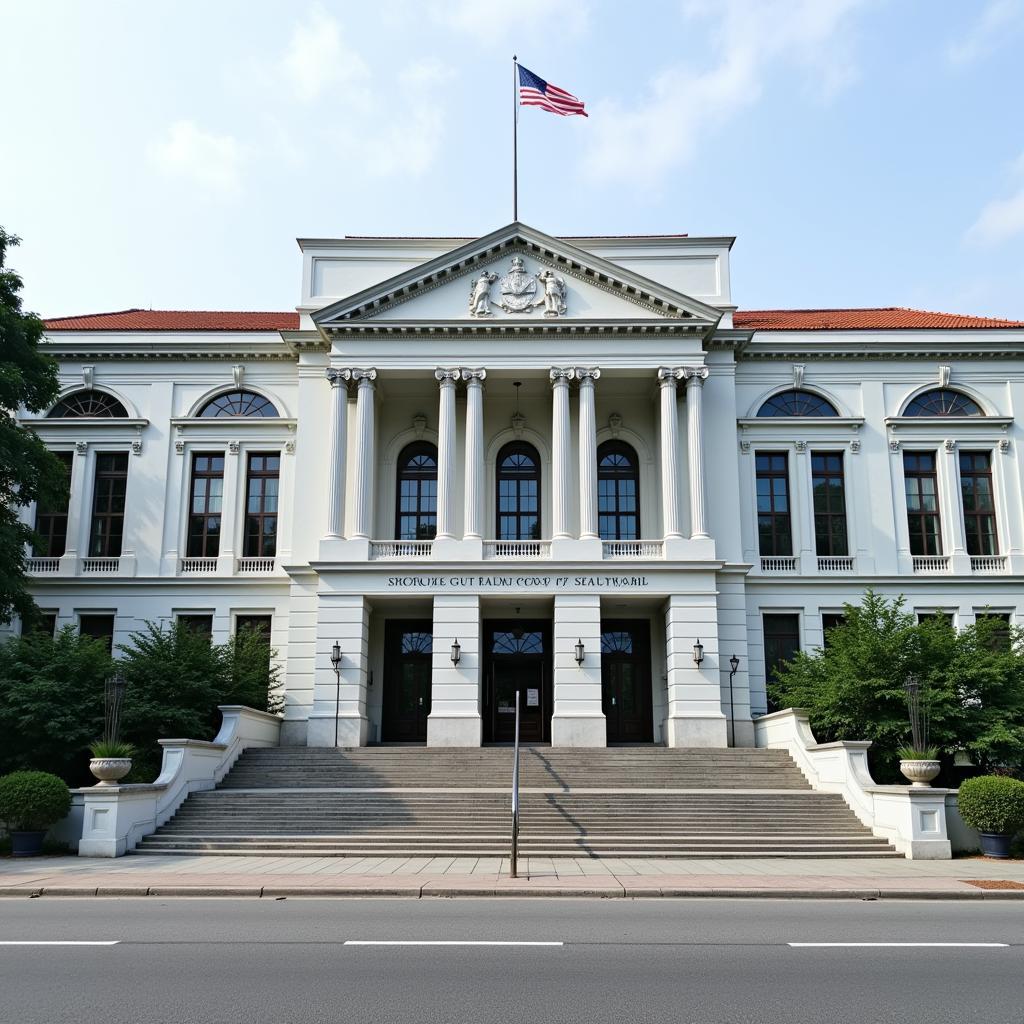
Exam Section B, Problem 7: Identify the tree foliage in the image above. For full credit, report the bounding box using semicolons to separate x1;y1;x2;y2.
769;590;1024;781
0;227;66;624
0;622;282;785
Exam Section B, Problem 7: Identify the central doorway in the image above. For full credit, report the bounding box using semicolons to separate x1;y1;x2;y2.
381;620;433;742
482;619;551;743
601;619;653;743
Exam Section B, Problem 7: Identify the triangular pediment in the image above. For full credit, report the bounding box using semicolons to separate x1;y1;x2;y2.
312;223;723;335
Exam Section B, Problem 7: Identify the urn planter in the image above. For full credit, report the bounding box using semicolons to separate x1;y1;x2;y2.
10;830;47;857
899;759;941;787
89;757;132;785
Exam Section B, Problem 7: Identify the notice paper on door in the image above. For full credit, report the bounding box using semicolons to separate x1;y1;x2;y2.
526;688;539;707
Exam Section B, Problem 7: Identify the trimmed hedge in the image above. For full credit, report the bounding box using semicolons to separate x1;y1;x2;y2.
957;775;1024;836
0;770;71;831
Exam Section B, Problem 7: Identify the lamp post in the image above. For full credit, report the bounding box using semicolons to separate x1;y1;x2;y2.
728;655;740;748
330;641;342;748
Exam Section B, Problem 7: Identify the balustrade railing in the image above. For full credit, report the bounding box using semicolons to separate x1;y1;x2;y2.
483;540;551;559
81;557;120;574
817;555;854;573
970;554;1007;573
912;555;950;574
760;556;797;573
236;557;275;574
180;557;217;575
27;557;60;574
369;540;434;559
602;540;665;559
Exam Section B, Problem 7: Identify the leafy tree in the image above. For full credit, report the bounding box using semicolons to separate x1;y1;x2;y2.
770;590;1024;781
0;227;67;624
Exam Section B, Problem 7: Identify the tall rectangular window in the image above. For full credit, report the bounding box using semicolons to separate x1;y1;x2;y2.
88;453;128;557
756;452;792;556
79;613;115;653
903;451;941;556
960;451;997;556
33;451;73;557
811;451;848;556
187;453;225;557
244;453;279;557
821;612;846;648
763;613;801;707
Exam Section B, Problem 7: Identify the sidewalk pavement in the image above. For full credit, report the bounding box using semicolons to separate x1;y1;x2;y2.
3;853;1024;899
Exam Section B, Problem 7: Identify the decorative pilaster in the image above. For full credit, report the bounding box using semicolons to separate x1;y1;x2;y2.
462;368;486;540
575;367;601;540
657;367;684;539
550;367;574;539
435;368;459;540
349;369;377;540
324;369;350;539
683;366;710;539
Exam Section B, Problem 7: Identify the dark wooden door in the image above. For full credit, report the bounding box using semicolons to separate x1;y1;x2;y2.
381;620;433;742
601;620;653;743
483;620;550;743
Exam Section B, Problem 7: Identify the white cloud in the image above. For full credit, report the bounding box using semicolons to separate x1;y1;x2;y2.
966;153;1024;246
432;0;589;43
948;0;1023;65
281;4;369;102
147;120;245;194
582;0;868;187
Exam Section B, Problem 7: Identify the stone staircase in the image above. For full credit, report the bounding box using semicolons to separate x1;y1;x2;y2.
132;747;899;858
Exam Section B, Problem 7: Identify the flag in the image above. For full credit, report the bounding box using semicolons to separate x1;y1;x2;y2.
518;64;588;117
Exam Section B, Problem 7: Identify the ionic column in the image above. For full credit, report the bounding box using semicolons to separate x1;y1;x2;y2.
324;369;350;538
349;369;377;540
658;367;684;539
550;368;574;539
462;368;486;539
435;368;459;540
576;367;601;540
683;366;710;539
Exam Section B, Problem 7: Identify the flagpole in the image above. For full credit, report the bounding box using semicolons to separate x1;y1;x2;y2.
512;54;518;222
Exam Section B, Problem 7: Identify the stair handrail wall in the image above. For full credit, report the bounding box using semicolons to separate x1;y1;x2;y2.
73;705;282;857
510;690;521;878
753;707;977;860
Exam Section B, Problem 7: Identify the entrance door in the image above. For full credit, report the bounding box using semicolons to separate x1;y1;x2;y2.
601;619;653;743
381;620;432;742
483;620;551;743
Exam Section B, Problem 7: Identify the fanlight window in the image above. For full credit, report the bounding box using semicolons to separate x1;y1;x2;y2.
492;630;544;656
400;631;433;656
199;390;279;418
903;389;983;417
395;442;438;540
601;630;634;655
757;390;838;418
48;390;128;418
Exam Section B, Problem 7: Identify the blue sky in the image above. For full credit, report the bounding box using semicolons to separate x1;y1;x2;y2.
3;0;1024;319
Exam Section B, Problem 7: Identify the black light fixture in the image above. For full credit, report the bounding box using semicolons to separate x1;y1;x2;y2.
728;655;740;748
574;638;585;665
729;654;740;674
692;639;704;666
330;642;342;670
329;642;342;748
450;638;461;665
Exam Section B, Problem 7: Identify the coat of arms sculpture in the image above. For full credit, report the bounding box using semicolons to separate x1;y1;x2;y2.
468;256;567;317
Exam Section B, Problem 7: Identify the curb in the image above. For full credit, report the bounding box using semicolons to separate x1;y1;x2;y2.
2;885;1023;900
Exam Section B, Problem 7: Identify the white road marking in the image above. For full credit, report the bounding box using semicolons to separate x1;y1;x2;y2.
344;940;563;947
0;941;121;946
788;942;1008;948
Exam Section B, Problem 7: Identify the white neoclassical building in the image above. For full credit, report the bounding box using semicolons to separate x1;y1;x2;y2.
15;222;1024;750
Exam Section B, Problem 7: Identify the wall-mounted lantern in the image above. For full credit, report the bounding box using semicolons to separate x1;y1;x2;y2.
450;639;461;666
574;638;585;665
692;639;704;666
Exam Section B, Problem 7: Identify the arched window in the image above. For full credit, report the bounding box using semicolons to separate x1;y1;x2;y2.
597;440;640;540
395;442;438;540
757;390;838;417
903;389;983;417
496;442;541;540
198;390;279;418
48;390;128;418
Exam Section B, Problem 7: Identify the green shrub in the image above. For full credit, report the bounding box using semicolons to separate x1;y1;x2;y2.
957;775;1024;835
0;770;71;831
897;745;940;761
88;740;136;759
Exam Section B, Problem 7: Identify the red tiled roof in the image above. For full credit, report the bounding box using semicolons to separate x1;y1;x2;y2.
42;306;1023;333
43;309;300;332
733;307;1024;330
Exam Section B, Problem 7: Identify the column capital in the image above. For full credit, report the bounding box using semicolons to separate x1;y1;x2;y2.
550;366;575;385
657;366;684;385
682;365;710;386
461;367;487;385
325;368;351;389
346;367;378;386
435;367;461;384
574;367;601;384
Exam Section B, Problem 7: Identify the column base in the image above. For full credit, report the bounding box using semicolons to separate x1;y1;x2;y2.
306;714;368;748
427;714;482;747
666;714;728;748
551;714;607;747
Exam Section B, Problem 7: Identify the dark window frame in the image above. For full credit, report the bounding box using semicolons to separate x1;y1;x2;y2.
755;451;792;556
79;613;115;654
903;450;942;556
903;389;983;417
198;390;278;418
177;613;213;638
597;440;640;540
48;390;128;418
495;441;542;541
394;441;438;540
186;452;225;558
757;390;839;417
88;452;128;558
33;451;73;557
811;450;848;556
243;452;280;558
763;612;801;700
959;450;998;556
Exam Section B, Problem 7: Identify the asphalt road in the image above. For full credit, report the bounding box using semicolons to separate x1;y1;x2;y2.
0;898;1021;1023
